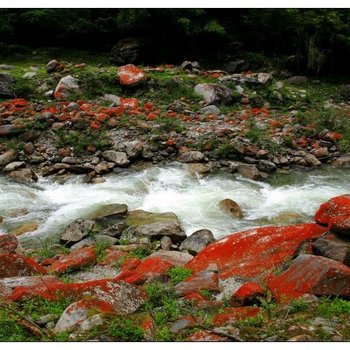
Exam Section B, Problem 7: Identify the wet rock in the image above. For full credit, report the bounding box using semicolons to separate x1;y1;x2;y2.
185;223;327;280
54;75;79;100
257;160;277;173
332;155;350;168
47;246;96;274
178;151;205;163
315;194;350;226
53;299;113;334
0;72;15;98
60;219;95;244
160;236;172;250
110;38;141;65
102;150;130;166
175;271;220;296
45;59;60;73
268;254;350;301
179;229;215;255
188;163;211;178
3;161;26;172
10;220;39;236
304;153;321;166
312;238;350;264
194;83;233;105
0;253;46;278
219;198;244;219
88;204;128;220
0;149;17;166
328;216;350;237
147;251;193;266
236;163;262;180
118;64;146;87
8;168;38;183
0;234;19;254
200;105;221;116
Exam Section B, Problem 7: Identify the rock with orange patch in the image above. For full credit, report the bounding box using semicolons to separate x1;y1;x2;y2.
98;249;128;266
231;282;265;306
185;223;327;280
54;75;79;100
175;271;220;296
0;234;19;254
53;299;114;334
0;253;46;278
212;307;261;327
186;330;230;341
328;215;350;236
267;254;350;302
315;194;350;226
118;64;146;87
120;257;174;284
47;246;96;274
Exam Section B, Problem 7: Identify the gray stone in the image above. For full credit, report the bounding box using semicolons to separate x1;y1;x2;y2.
54;75;79;99
200;105;221;116
188;163;211;178
0;73;15;98
287;76;309;85
312;238;350;265
0;124;24;137
147;251;193;266
8;168;38;183
125;140;143;158
103;94;121;105
236;164;262;180
69;238;94;251
178;151;205;163
181;61;201;71
257;160;277;173
60;219;95;244
332;155;350;168
0;64;16;70
304;154;321;166
179;229;215;255
194;83;232;105
160;236;173;251
94;234;118;246
45;59;59;73
0;149;17;166
22;72;36;79
3;161;26;172
102;150;130;166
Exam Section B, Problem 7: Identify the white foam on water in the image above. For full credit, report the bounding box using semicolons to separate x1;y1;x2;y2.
0;163;349;245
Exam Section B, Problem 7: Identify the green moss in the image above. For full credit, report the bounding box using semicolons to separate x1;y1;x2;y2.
316;297;350;318
167;266;192;285
107;316;144;341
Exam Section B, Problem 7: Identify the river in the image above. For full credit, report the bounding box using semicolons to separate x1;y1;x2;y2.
0;162;349;247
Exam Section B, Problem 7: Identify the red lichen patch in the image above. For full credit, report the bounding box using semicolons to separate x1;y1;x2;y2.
118;64;146;86
315;195;350;226
322;131;342;142
231;282;265;306
267;254;350;302
98;249;128;266
73;298;115;314
175;271;220;296
328;215;350;236
212;307;262;327
0;234;19;253
121;97;139;110
47;246;96;274
120;257;175;285
186;330;230;341
120;257;141;271
0;253;46;278
141;314;155;339
183;292;206;302
185;223;327;280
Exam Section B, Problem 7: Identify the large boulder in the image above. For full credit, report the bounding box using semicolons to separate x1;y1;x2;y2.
268;254;350;301
87;203;128;220
312;238;350;265
194;83;233;105
236;164;262;180
102;150;130;167
117;64;146;87
178;151;205;163
8;168;38;183
332;155;350;168
175;271;220;296
185;223;327;280
179;229;215;255
0;73;15;98
315;194;350;226
328;216;350;237
54;75;79;100
0;150;17;166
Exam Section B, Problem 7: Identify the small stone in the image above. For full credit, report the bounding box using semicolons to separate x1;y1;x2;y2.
160;236;172;251
179;229;215;255
178;151;205;163
219;199;244;219
45;59;60;73
304;154;321;166
102;150;130;167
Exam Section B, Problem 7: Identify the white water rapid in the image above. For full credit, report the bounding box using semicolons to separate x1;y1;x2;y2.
0;162;349;246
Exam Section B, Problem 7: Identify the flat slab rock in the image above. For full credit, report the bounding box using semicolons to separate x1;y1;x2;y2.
146;251;194;266
268;254;350;301
185;223;327;280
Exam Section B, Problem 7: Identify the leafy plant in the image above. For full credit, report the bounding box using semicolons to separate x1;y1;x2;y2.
107;316;144;341
167;266;192;285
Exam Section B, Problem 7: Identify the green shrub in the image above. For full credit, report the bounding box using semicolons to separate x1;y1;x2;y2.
108;316;144;341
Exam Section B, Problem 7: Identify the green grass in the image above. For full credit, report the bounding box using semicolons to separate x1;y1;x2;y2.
316;297;350;318
167;266;192;285
107;316;144;341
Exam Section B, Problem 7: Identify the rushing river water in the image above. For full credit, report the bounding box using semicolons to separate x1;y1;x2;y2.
0;162;349;247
